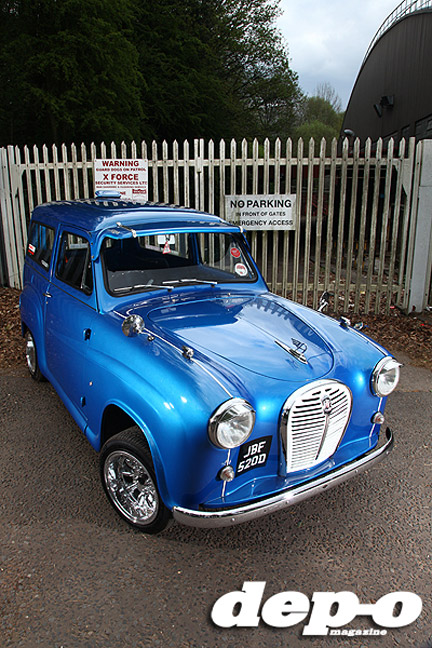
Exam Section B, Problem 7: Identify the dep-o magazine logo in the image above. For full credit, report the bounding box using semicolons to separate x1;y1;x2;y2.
211;583;422;637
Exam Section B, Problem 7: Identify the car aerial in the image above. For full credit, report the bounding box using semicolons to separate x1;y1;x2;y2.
19;191;400;534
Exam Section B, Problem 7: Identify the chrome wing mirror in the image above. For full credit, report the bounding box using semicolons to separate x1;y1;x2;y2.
122;314;145;337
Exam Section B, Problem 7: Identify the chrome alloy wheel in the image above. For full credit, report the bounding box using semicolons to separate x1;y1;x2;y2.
104;450;159;525
25;331;37;375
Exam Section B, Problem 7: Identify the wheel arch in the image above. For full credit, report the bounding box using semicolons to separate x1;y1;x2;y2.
99;403;170;507
20;289;48;376
100;404;141;448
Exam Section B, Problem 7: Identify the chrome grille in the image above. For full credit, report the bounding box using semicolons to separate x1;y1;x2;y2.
281;380;352;472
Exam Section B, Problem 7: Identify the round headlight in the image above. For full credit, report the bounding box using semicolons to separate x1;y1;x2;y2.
372;356;401;397
208;398;255;449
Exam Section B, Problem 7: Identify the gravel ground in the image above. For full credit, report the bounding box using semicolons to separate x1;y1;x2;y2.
0;356;431;647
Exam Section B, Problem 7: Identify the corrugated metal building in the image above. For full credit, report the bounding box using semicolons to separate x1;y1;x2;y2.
342;1;432;145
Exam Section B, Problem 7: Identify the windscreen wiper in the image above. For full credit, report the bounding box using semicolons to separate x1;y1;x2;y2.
114;283;174;293
162;279;217;286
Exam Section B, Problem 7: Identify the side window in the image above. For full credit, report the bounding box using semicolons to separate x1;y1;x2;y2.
56;232;93;295
26;222;55;271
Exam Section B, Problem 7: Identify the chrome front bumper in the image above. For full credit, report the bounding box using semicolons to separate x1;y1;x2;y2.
172;427;394;529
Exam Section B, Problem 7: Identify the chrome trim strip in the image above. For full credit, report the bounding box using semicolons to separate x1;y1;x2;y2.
119;308;233;397
148;330;233;397
191;358;232;397
172;427;394;528
221;449;231;499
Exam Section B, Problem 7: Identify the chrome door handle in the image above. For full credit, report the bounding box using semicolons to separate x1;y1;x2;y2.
43;292;52;298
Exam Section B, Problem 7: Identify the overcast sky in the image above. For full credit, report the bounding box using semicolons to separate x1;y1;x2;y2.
278;0;400;109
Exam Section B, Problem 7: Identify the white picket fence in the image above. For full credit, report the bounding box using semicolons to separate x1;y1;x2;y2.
1;136;430;314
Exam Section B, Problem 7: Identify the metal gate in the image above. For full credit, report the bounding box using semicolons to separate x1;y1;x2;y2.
0;136;427;314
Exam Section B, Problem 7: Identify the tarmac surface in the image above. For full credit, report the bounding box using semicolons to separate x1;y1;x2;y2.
0;353;431;648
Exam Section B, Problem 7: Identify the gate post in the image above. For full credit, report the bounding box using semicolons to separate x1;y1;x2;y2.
0;147;20;288
406;139;432;312
0;147;7;285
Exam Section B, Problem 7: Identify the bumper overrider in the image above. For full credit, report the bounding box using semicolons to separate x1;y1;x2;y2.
172;427;394;528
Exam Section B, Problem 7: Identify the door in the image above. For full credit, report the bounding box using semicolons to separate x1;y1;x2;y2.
44;229;96;421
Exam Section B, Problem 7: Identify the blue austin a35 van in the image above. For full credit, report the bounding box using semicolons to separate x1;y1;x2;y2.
20;194;399;533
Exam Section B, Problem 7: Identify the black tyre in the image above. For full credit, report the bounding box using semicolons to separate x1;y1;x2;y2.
100;427;172;534
25;329;45;381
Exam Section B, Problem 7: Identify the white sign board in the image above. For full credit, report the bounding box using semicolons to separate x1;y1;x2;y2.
225;194;296;230
94;159;148;201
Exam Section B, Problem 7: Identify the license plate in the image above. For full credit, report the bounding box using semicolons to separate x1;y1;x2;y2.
236;435;272;476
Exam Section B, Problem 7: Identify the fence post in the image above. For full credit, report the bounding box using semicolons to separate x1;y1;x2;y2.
0;147;21;288
406;139;432;312
0;147;8;285
194;138;204;211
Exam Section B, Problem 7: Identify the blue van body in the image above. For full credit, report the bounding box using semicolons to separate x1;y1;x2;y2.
20;199;396;530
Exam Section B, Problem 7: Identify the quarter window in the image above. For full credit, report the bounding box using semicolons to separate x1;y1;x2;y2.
56;232;93;295
26;222;55;271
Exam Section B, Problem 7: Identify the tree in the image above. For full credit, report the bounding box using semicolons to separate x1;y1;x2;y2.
294;120;341;144
295;88;344;143
315;82;342;113
0;0;145;146
211;0;301;138
0;0;302;145
133;0;301;140
132;0;227;140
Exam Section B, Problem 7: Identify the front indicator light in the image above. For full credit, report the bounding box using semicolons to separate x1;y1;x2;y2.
219;466;235;482
372;412;385;425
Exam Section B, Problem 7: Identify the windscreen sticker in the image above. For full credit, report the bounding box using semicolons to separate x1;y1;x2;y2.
159;234;174;255
157;235;175;245
28;243;36;255
234;263;248;277
230;247;241;259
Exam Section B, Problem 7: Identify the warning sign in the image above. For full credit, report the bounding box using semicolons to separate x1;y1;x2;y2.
94;159;148;201
225;194;296;231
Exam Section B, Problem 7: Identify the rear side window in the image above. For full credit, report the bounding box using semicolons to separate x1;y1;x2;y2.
26;221;55;271
56;232;93;295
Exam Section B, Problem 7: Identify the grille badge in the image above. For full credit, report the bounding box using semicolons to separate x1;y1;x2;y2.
322;396;333;414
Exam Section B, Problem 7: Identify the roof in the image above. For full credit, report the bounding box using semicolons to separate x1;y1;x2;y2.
363;0;432;66
32;200;234;234
342;3;432;144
